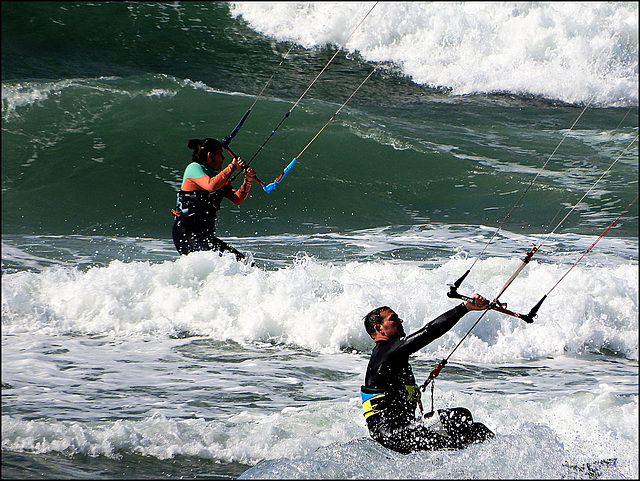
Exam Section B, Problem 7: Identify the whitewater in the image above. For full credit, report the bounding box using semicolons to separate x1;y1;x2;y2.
2;2;638;479
230;2;638;107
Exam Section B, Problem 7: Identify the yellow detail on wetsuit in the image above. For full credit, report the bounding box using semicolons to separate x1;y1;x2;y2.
405;384;421;403
361;390;386;419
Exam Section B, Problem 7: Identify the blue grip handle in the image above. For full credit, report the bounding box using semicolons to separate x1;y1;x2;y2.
261;158;298;194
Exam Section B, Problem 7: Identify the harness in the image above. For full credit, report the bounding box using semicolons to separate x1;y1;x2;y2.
360;387;386;420
360;383;422;420
172;189;225;222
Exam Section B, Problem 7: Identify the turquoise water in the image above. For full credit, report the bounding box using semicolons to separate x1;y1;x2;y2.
2;2;638;479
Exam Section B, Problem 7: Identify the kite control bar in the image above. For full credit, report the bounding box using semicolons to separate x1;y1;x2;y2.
445;244;543;323
446;284;541;324
224;143;266;188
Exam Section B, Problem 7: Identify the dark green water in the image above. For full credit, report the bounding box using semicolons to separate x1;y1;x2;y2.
2;2;637;241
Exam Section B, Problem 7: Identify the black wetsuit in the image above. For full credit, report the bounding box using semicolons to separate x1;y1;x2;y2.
172;189;245;261
361;304;494;454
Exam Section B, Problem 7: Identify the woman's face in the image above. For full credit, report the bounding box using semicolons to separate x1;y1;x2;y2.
207;145;225;170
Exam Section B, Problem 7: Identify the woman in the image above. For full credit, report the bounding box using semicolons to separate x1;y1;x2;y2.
172;138;256;260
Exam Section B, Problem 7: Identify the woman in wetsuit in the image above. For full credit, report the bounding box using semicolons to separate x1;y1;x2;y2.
172;138;256;260
361;296;495;454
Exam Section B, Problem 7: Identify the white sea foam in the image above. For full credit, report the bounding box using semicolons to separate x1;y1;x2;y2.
2;249;637;361
230;2;639;107
2;248;637;478
0;405;362;463
0;75;227;120
2;383;636;477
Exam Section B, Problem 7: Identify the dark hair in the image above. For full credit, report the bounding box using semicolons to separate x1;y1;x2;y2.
363;306;391;338
188;138;221;164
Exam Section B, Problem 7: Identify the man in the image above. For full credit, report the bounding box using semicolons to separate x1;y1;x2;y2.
361;294;494;454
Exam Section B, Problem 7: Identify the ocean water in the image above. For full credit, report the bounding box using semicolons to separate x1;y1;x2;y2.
2;2;638;479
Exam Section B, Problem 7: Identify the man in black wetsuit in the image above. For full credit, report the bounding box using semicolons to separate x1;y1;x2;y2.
361;295;495;454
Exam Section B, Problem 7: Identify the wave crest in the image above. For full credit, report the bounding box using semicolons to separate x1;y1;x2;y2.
230;2;638;107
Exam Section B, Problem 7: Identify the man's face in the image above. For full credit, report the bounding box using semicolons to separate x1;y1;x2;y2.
377;309;405;339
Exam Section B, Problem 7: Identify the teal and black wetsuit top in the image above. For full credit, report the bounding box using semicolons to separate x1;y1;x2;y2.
172;161;251;259
173;162;234;229
361;304;469;439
